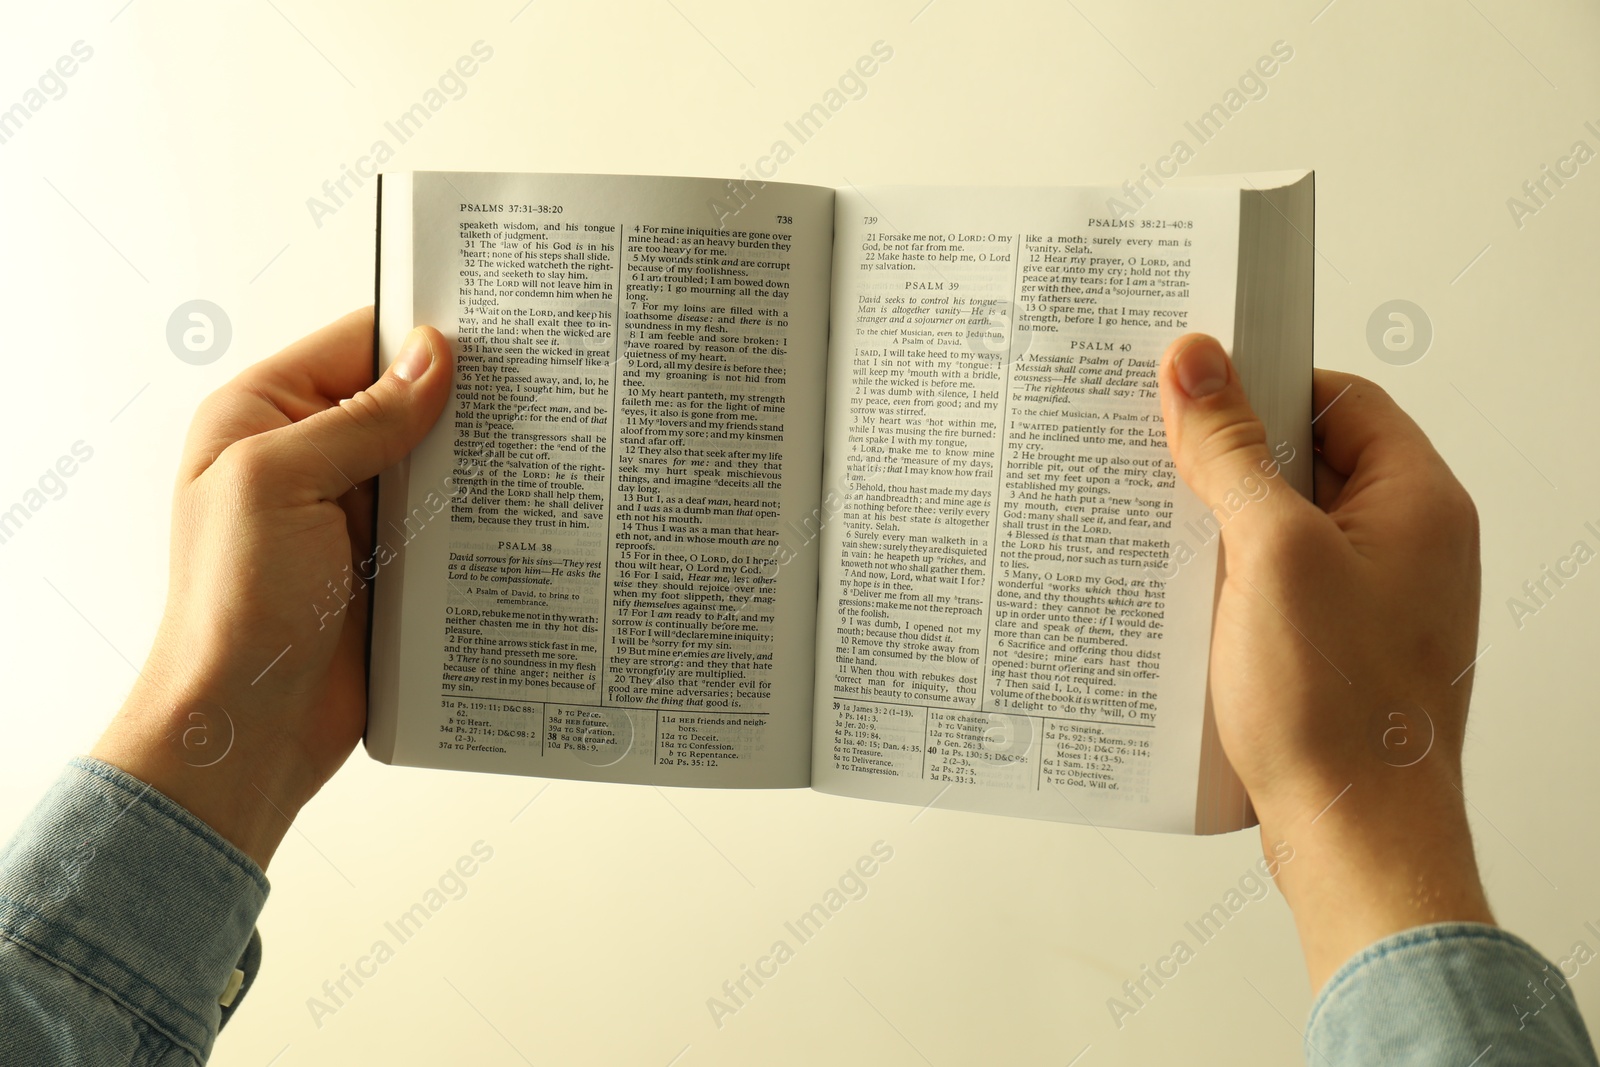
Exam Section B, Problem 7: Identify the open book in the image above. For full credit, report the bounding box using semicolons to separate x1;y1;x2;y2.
367;170;1313;835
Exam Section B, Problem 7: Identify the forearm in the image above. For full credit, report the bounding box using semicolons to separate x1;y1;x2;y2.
90;654;325;871
1263;779;1495;992
1256;784;1600;1063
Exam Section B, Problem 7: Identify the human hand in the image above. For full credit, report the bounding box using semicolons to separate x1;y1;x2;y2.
1157;332;1493;991
91;308;454;870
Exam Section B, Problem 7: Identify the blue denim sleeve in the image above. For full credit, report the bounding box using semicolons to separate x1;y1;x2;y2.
0;757;269;1065
1307;921;1600;1065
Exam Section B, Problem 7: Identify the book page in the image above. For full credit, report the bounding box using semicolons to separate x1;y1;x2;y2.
371;172;833;789
811;185;1240;832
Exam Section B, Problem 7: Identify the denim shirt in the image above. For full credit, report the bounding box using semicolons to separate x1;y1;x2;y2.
2;758;1596;1065
1;758;266;1064
1307;922;1599;1064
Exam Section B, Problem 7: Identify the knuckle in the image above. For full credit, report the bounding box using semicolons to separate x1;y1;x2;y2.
215;434;270;479
1192;415;1267;470
1436;479;1479;536
1410;464;1474;518
1391;471;1480;562
337;387;392;432
203;434;281;505
211;435;276;492
191;388;233;428
1452;483;1479;529
188;388;253;446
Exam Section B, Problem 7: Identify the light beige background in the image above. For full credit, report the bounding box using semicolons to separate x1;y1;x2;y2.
2;2;1596;1064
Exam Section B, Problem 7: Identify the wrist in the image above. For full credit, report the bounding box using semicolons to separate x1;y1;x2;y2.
1258;771;1494;992
91;671;316;871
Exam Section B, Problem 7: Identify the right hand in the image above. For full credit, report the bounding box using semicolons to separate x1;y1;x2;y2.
1157;332;1493;991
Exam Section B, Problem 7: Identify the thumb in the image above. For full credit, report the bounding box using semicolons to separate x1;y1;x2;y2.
271;325;454;500
1157;333;1306;541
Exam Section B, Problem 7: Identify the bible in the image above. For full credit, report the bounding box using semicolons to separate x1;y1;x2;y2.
366;169;1313;834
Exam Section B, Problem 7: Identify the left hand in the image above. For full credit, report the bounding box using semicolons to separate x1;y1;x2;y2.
92;307;454;869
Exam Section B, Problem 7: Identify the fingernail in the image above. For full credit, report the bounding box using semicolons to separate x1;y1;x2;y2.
1174;338;1229;399
391;328;433;383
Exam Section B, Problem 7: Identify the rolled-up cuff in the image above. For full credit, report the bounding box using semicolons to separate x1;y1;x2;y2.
0;756;269;1061
1307;922;1599;1065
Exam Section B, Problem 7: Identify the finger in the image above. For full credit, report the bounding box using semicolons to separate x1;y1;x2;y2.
181;308;377;483
247;326;454;502
1157;333;1314;542
341;479;377;569
1310;369;1443;478
1307;368;1475;538
235;306;378;415
1312;451;1347;512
